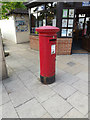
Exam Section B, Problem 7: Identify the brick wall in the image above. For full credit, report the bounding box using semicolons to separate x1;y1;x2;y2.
56;38;72;55
30;35;72;55
30;35;39;51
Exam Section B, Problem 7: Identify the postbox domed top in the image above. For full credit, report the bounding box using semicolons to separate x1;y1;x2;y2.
36;26;60;33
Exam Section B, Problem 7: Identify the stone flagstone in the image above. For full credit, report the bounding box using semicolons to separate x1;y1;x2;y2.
0;85;10;106
63;108;85;118
67;91;88;115
2;102;18;118
52;82;77;99
76;71;88;82
16;98;47;118
31;85;56;103
41;112;52;118
42;94;72;118
59;72;79;85
72;79;88;95
3;78;25;94
9;87;33;107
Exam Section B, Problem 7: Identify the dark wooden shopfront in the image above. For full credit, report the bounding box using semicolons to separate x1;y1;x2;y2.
25;2;90;54
72;2;90;53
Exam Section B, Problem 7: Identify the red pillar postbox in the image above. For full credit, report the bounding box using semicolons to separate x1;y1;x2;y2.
36;26;60;84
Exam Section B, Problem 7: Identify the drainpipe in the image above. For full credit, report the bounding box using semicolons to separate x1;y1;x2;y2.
0;29;8;80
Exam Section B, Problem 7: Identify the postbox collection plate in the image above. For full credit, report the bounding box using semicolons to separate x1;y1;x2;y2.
51;44;56;54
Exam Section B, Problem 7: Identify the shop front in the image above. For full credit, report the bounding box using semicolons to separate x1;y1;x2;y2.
25;2;90;55
72;3;90;53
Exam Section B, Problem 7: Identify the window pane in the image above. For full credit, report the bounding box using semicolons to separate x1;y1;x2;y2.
38;12;46;27
47;9;56;26
31;7;38;13
52;2;57;7
37;5;45;11
31;13;37;34
46;3;52;10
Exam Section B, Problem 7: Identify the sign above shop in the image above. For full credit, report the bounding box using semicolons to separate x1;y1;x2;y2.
37;5;45;11
82;2;90;6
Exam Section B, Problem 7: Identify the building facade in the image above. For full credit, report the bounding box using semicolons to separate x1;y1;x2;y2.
26;2;90;54
0;8;30;44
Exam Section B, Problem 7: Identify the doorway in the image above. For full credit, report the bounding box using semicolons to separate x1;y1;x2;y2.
72;8;90;54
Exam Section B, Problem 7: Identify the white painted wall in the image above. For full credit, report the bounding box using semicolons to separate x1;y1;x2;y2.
0;14;30;44
0;16;17;43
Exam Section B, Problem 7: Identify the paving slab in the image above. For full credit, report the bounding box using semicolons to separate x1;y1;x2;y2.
58;72;79;85
42;94;72;118
28;64;40;73
31;85;56;103
57;62;69;70
3;77;25;94
1;85;10;106
76;71;88;82
16;70;42;91
22;78;42;92
2;101;18;118
72;79;88;95
41;112;52;118
17;70;36;82
34;71;40;78
4;70;19;81
48;69;66;88
67;91;88;115
52;82;77;99
8;86;33;107
16;98;47;118
64;63;85;75
63;108;85;118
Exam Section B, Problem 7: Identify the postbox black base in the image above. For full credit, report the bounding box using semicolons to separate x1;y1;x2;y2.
40;75;55;84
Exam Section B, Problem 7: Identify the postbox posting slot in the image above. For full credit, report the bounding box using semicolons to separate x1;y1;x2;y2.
49;39;56;41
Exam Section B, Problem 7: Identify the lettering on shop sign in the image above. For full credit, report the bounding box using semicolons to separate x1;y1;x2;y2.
82;2;90;6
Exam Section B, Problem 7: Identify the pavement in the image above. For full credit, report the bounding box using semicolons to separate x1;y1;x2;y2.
0;39;88;119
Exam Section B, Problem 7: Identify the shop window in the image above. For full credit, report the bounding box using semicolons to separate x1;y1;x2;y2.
84;17;90;36
77;14;86;30
78;18;85;29
61;8;75;37
79;14;85;17
31;13;37;34
47;9;56;26
46;3;52;10
52;2;57;7
31;7;38;13
46;3;56;26
38;12;46;27
37;5;45;11
30;3;57;34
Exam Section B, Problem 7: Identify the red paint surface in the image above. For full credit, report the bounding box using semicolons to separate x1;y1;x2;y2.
36;26;60;77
